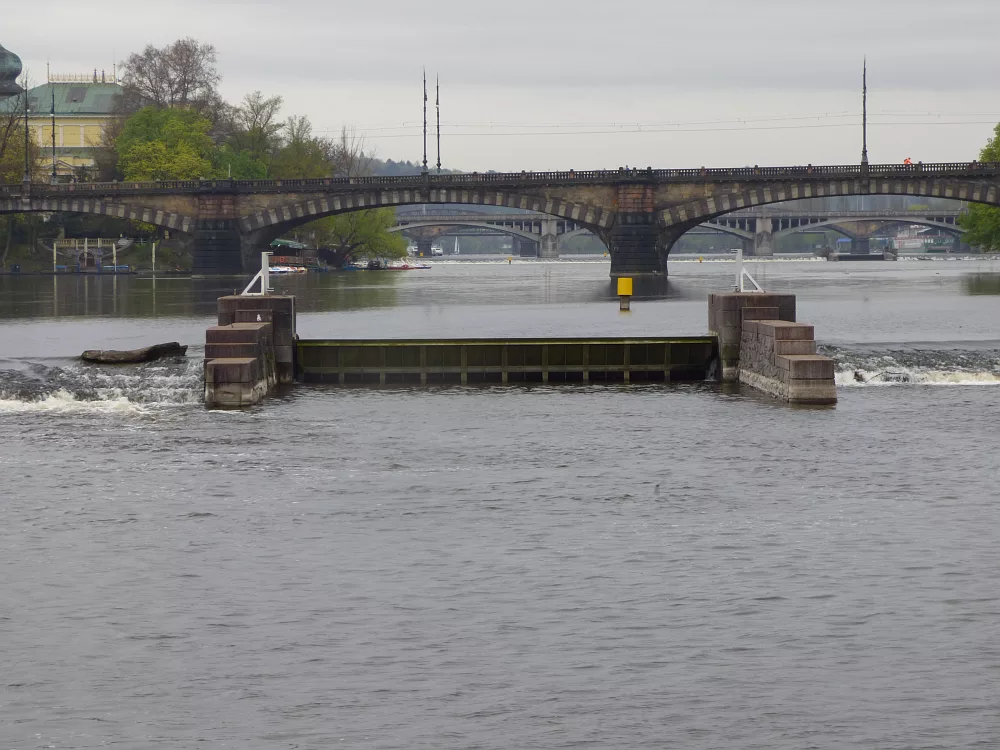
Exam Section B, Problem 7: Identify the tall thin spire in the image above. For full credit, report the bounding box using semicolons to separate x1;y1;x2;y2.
436;74;441;173
861;57;869;168
422;68;428;175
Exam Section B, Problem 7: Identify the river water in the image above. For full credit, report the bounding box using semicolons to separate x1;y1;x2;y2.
1;257;999;749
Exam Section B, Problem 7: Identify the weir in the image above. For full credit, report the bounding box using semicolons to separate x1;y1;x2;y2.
202;282;836;407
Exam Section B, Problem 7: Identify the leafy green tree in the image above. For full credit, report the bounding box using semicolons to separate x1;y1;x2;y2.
269;116;330;179
311;209;408;262
224;91;284;164
116;107;215;180
213;144;267;179
958;123;1000;251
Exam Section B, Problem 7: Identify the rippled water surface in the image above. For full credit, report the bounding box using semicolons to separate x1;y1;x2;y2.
1;258;999;749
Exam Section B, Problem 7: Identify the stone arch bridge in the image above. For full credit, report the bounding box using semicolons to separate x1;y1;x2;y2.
1;162;996;276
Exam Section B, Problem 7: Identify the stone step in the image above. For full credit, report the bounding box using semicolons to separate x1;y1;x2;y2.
206;322;273;346
775;354;835;380
748;320;815;341
205;357;261;384
774;339;818;356
205;342;263;360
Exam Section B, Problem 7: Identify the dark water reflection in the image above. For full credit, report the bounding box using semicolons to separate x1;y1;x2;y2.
963;272;1000;295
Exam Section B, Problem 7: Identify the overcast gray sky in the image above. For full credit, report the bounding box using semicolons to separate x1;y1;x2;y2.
10;0;1000;171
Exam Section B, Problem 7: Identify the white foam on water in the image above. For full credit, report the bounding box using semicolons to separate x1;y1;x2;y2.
837;368;1000;387
0;388;150;415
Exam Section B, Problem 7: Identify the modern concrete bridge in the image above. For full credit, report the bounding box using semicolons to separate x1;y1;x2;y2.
392;207;966;257
391;211;588;257
705;208;965;255
2;161;997;276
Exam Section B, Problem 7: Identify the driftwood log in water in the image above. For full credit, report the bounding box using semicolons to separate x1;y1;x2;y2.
81;342;188;364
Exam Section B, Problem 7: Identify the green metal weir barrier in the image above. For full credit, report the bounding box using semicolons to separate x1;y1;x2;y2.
296;337;718;385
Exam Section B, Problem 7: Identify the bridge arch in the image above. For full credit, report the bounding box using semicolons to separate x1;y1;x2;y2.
772;216;965;240
0;196;197;234
237;186;609;240
386;219;542;244
657;174;991;231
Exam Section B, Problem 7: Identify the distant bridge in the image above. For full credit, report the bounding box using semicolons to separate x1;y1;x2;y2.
390;212;588;256
1;161;996;276
704;208;965;254
392;207;966;256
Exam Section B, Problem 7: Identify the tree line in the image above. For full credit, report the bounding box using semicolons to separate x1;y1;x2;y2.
103;38;412;262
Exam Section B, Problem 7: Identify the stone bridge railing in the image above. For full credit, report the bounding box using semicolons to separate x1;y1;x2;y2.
2;162;998;197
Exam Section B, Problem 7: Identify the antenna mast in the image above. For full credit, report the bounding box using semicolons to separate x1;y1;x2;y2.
861;58;869;170
422;69;428;175
22;78;30;185
436;75;441;173
51;84;57;183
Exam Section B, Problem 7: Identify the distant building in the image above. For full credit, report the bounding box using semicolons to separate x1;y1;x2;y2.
0;42;124;178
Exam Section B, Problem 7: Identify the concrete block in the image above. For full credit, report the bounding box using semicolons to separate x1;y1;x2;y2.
757;321;815;341
205;357;260;384
777;355;835;380
742;306;779;322
774;339;817;356
272;326;296;347
235;309;273;324
787;378;837;405
218;295;296;335
205;343;262;360
273;345;294;364
207;323;272;345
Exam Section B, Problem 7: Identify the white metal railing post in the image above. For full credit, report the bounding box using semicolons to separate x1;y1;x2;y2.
240;251;273;296
735;247;764;293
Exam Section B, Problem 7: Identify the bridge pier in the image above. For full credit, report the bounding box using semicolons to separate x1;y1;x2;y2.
516;238;538;257
605;215;671;277
851;237;871;255
540;218;559;259
192;226;246;275
752;217;774;257
416;238;434;257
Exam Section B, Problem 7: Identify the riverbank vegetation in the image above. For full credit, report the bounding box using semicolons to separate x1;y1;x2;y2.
957;123;1000;252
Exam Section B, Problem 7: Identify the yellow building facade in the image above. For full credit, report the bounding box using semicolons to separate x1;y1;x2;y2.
26;72;123;177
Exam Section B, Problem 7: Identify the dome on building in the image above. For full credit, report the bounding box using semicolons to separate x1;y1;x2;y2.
0;43;24;99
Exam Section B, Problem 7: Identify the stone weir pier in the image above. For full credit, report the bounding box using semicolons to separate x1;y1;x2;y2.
708;292;837;404
202;292;836;407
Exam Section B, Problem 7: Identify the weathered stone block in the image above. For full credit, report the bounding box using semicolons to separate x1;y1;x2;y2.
205;357;260;384
757;321;815;340
235;309;273;323
273;345;294;364
741;306;779;322
779;355;835;380
205;342;262;360
774;339;818;356
786;379;838;405
206;322;272;346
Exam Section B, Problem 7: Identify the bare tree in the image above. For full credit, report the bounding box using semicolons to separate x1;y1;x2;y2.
329;126;375;178
0;83;28;182
225;91;284;160
121;38;221;111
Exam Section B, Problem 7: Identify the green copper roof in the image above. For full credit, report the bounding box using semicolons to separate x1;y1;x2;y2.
0;81;123;115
